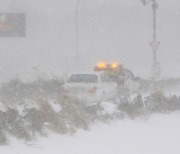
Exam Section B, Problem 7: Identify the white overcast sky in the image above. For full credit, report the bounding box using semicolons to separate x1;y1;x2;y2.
0;0;179;81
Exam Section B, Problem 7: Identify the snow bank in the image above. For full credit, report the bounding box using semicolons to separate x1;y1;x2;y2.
1;112;180;154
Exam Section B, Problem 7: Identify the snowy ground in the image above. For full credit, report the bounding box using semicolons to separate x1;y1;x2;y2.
1;112;180;154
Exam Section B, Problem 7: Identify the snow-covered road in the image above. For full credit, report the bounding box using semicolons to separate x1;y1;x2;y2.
1;112;180;154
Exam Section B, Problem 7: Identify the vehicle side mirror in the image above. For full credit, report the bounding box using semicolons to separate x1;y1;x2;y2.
62;72;69;83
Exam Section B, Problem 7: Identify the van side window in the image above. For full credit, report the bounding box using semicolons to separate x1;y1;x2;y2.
100;73;114;82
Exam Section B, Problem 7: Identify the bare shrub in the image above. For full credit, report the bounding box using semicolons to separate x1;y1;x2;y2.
0;127;8;145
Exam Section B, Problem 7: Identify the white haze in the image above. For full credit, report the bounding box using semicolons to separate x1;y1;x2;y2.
0;0;179;82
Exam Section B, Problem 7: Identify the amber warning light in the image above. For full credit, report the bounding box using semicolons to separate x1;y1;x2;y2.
97;63;107;69
94;63;121;71
111;63;119;69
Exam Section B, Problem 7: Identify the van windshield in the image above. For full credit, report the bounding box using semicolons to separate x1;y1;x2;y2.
68;74;98;83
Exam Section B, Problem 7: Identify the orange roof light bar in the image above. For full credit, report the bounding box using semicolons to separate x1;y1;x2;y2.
94;62;122;72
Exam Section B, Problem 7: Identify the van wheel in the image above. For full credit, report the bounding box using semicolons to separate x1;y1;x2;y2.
115;89;120;103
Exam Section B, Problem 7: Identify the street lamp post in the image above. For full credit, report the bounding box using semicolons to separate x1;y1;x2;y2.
141;0;161;78
75;0;81;62
152;0;158;64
